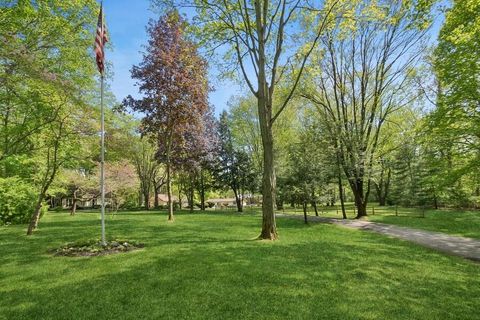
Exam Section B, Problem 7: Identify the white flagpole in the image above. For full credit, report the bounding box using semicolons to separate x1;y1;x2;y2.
100;72;106;246
100;0;106;246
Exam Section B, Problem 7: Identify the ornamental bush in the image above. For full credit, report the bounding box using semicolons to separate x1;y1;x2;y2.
0;177;45;225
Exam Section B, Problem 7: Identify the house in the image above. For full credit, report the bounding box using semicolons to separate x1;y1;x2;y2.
57;195;110;209
156;194;191;206
61;198;96;209
156;193;179;205
206;198;246;209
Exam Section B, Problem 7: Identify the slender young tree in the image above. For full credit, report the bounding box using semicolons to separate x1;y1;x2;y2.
124;11;210;221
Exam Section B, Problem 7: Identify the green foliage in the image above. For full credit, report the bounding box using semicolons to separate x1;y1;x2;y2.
0;177;46;225
226;91;302;192
0;0;101;227
214;111;257;207
280;107;337;208
435;0;480;107
424;0;480;208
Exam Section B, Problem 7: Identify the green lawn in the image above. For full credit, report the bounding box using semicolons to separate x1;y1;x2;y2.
281;204;480;239
1;210;479;320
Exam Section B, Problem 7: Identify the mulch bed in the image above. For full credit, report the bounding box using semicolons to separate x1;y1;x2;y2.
50;239;144;257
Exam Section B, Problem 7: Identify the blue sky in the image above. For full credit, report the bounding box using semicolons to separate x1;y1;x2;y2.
103;0;241;115
102;0;445;115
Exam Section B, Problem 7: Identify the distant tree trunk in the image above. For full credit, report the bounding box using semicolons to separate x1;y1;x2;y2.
378;195;386;206
199;169;205;211
178;188;182;209
276;198;284;210
337;165;347;219
70;188;78;216
138;189;143;207
376;167;391;206
177;177;184;209
236;197;243;212
166;158;174;221
311;189;319;216
233;188;243;212
302;201;308;224
188;174;195;213
312;201;319;216
154;187;159;208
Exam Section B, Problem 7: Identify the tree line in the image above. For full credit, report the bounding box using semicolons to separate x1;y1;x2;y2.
1;0;478;240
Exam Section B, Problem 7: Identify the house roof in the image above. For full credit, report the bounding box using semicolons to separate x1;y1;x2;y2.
157;194;179;202
206;198;237;203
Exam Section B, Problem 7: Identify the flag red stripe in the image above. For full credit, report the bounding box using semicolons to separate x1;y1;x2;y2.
94;5;108;74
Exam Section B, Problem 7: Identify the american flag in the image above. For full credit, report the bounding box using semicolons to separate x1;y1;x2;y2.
95;3;108;74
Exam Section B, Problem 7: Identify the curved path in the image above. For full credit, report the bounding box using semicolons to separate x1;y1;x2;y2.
277;214;480;262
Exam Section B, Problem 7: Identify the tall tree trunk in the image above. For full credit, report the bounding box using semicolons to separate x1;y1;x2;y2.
166;159;174;221
255;11;277;239
258;114;277;239
352;180;368;219
356;201;367;218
